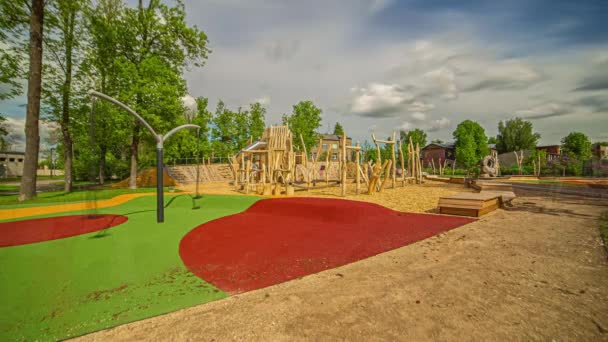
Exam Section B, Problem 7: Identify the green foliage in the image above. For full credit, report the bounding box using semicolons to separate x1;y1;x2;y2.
496;117;540;153
487;136;497;144
361;140;376;163
248;102;266;141
400;128;427;148
561;132;592;161
282;100;322;152
431;138;444;144
0;0;30;101
0;114;8;149
453;120;489;171
333;122;344;136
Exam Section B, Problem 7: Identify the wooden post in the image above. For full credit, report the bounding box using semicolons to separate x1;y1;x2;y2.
431;158;436;175
391;131;396;189
416;143;422;183
325;146;330;185
355;141;361;195
398;139;405;186
372;133;381;165
341;134;347;197
379;159;393;192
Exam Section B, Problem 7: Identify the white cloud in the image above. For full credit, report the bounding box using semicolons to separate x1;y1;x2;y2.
515;102;571;120
399;121;412;131
429;117;451;132
408;101;435;112
351;83;414;117
253;96;271;106
410;112;426;121
3;117;58;151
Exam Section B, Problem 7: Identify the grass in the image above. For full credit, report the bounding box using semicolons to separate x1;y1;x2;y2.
0;187;181;206
0;184;19;191
600;211;608;255
0;194;261;341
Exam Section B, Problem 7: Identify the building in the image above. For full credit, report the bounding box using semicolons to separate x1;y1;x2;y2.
421;142;455;166
0;151;25;178
536;145;561;160
310;134;353;161
592;143;608;159
421;142;499;167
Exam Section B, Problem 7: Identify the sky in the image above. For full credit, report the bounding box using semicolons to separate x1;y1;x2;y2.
2;0;607;149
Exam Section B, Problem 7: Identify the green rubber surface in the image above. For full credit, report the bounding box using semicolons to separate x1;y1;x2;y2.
0;194;260;341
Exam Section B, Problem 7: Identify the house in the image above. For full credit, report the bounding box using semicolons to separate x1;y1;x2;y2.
310;134;353;161
421;142;455;166
592;143;608;159
0;151;25;178
536;145;561;160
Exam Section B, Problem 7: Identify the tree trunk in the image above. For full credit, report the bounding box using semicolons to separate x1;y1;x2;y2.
19;0;44;201
61;6;76;193
99;145;106;185
129;124;140;189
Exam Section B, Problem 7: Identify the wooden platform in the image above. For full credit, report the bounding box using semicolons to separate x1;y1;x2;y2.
472;181;514;192
438;192;504;217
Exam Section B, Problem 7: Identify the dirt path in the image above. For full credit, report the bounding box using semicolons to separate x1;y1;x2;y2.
74;192;608;341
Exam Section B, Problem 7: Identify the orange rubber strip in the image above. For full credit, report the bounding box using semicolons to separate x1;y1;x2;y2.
0;193;156;221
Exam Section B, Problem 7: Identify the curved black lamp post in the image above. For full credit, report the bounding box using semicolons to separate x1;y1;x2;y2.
88;90;200;223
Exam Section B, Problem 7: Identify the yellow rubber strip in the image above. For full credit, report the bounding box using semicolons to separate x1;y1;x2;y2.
0;193;156;221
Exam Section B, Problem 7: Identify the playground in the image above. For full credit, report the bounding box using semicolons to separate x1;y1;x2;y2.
0;181;475;341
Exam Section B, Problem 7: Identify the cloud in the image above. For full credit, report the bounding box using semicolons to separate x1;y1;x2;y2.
408;101;435;112
574;60;608;91
410;112;426;121
575;94;608;113
264;40;300;62
428;117;451;132
399;121;412;131
463;60;542;92
3;117;58;151
369;0;394;13
515;102;571;119
253;96;271;106
351;83;414;117
423;67;458;99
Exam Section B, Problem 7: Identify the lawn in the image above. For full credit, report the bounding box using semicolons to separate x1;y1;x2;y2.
0;194;260;341
0;184;19;192
0;187;180;206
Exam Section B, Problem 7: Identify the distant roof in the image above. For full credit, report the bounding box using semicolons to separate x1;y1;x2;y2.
536;145;561;148
0;151;25;155
320;134;350;141
422;142;454;150
488;143;496;149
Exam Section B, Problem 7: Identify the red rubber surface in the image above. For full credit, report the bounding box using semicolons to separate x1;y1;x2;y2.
0;214;128;247
180;198;474;294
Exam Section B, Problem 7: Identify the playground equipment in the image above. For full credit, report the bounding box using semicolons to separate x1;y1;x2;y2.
229;125;296;196
230;127;369;197
480;150;500;178
88;90;200;223
367;133;422;195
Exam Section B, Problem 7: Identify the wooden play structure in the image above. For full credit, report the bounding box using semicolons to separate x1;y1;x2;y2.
367;133;423;195
230;126;369;197
230;126;427;197
229;125;296;196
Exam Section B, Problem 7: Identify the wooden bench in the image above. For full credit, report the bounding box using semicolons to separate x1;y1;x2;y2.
438;192;505;217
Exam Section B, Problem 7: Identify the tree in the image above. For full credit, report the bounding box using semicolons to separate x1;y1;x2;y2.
496;117;540;153
115;0;209;188
0;115;8;149
248;102;266;142
19;0;45;201
562;132;592;161
431;138;444;144
487;136;497;144
282;100;322;152
333;122;344;136
453;120;489;172
400;128;427;149
42;0;90;192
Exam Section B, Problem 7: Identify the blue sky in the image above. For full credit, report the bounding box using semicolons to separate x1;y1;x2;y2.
2;0;607;149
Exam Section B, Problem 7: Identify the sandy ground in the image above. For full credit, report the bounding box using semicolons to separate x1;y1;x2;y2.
179;180;473;213
75;186;608;341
